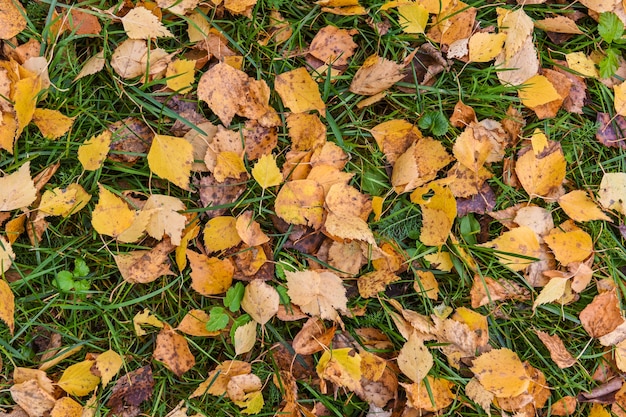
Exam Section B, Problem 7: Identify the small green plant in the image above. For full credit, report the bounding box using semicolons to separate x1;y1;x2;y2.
598;12;626;78
204;282;246;332
52;258;90;292
418;110;449;136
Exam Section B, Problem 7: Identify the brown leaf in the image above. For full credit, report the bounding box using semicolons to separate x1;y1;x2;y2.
349;54;407;96
153;325;196;377
580;289;625;338
535;330;576;368
107;366;154;417
596;112;626;149
293;317;336;355
243;120;278;161
470;275;529;308
114;239;176;284
108;117;154;165
9;380;56;417
308;26;358;67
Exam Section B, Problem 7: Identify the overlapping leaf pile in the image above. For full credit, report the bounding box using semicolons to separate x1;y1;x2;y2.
2;0;626;416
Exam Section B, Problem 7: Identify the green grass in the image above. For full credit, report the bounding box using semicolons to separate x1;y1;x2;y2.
1;0;626;416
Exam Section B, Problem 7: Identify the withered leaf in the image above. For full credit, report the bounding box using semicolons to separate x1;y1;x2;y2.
107;366;154;417
153;325;196;377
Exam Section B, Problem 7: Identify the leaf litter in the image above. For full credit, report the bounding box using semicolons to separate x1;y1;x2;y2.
0;1;625;416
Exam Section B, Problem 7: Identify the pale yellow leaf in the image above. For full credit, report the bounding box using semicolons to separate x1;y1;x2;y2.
32;109;74;140
0;162;37;211
532;277;569;310
234;321;257;355
78;131;111;171
122;7;174;39
241;280;279;325
397;333;433;383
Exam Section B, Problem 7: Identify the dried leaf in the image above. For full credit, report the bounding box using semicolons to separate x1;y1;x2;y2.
535;330;576;368
251;154;283;189
580;289;624;338
350;54;407;96
50;397;83;417
275;68;326;114
78;130;111;171
187;250;234;295
234;321;257;355
153;325;196;377
241;280;279;325
402;376;454;412
177;309;220;337
286;270;348;320
32;109;74;140
0;163;37;212
0;1;27;39
95;350;123;386
471;348;530;398
204;216;242;252
0;279;14;334
397;333;433;383
122;7;174;39
148;135;193;190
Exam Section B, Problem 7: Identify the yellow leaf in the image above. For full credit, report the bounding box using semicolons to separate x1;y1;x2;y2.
0;112;17;153
122;6;174;39
465;378;494;416
424;251;454;272
13;74;43;138
515;141;566;198
251;154;282;189
532;277;569;311
57;360;100;396
482;226;541;271
565;52;599;78
468;32;506;62
411;182;456;247
147;134;193;190
187;250;234;295
153;325;196;377
372;196;384;221
615;81;626;117
402;376;454;412
0;1;27;39
114;240;175;284
133;309;164;336
274;67;325;114
95;350;123;386
0;162;37;211
471;348;530;398
241;280;279;325
589;404;612;417
177;309;220;337
599;172;626;216
275;180;325;229
544;227;593;265
78;130;111;171
530;128;548;155
233;389;265;415
234;321;257;355
166;59;196;93
415;270;439;300
316;348;362;391
397;333;433;383
0;279;14;334
39;187;78;216
203;216;241;253
398;3;429;34
50;397;83;417
62;184;91;217
236;210;269;247
559;190;611;222
175;220;200;271
518;75;561;108
32;108;74;140
357;270;400;298
214;151;247;182
91;185;136;238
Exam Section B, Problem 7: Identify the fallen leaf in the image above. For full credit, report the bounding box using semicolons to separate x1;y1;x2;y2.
251;154;283;189
471;348;530;398
402;376;454;412
465;377;494;416
143;195;187;245
122;6;174;39
114;240;176;284
357;270;400;298
133;309;164;337
598;172;626;216
518;74;562;108
177;309;220;337
50;397;83;417
544;224;593;265
203;216;242;252
481;226;541;271
470;275;529;308
187;250;234;295
0;1;27;39
241;280;279;325
0;279;14;334
10;380;56;417
535;330;576;369
74;51;105;81
32;109;74;140
78;130;111;171
197;62;278;127
286;269;348;320
214;151;248;182
275;180;325;229
515;140;566;198
316;348;362;392
397;333;433;383
580;289;624;338
534;16;582;34
95;350;123;386
370;119;422;165
153;325;196;377
350;54;408;96
234;321;257;355
566;52;599;78
293;317;336;355
58;360;101;396
392;137;454;193
551;396;578;416
469;32;506;62
0;163;37;212
558;190;611;222
106;366;154;416
398;3;429;33
275;67;326;114
110;39;149;79
308;26;358;67
166;59;195;94
414;270;439;300
147;135;193;190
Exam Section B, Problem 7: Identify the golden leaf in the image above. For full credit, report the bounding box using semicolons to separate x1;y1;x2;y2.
187;250;234;295
78;130;111;171
251;154;282;189
471;348;529;398
0;162;37;211
274;68;325;114
32;108;74;140
122;6;174;39
95;350;123;386
147;135;193;190
58;360;100;396
203;216;242;253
